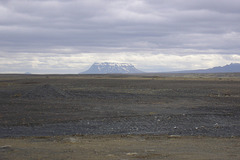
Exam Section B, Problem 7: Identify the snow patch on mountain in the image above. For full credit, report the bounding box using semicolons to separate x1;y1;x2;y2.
82;62;143;74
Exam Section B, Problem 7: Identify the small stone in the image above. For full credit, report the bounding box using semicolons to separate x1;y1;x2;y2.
0;145;13;152
145;149;155;152
126;152;138;156
214;123;220;128
168;135;181;138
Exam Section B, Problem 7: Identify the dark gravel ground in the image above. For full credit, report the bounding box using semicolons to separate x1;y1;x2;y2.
1;112;240;137
1;106;240;137
0;74;240;137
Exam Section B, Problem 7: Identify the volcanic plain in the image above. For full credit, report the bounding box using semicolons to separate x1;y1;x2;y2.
0;73;240;159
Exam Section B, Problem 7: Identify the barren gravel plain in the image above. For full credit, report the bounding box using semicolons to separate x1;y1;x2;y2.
0;73;240;159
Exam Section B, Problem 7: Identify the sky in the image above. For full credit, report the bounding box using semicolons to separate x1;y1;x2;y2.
0;0;240;73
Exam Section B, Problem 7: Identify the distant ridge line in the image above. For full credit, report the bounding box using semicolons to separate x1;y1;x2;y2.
174;63;240;73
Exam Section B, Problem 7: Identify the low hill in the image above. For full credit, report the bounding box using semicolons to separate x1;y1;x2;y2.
177;63;240;73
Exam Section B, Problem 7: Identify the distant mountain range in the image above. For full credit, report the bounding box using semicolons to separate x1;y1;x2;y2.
176;63;240;73
82;62;143;74
81;62;239;74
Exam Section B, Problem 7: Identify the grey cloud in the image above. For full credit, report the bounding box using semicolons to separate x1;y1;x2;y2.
0;0;240;73
149;0;240;13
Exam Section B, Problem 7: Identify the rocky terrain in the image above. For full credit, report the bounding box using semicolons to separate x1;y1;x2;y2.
0;73;240;137
0;73;240;159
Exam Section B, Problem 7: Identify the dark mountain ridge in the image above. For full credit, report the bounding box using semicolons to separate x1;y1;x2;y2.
176;63;240;73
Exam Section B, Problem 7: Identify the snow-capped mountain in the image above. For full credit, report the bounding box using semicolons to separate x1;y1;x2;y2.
82;62;143;74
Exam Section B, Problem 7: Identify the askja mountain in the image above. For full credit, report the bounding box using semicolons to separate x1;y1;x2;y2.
82;62;143;74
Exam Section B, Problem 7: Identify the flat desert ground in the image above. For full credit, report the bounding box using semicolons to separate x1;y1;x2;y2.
0;73;240;159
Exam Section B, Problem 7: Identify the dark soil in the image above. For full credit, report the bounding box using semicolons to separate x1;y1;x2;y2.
22;84;72;99
0;74;240;137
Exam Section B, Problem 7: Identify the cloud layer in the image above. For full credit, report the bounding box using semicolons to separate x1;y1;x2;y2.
0;0;240;73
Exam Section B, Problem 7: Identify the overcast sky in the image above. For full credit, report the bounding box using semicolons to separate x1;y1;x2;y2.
0;0;240;73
